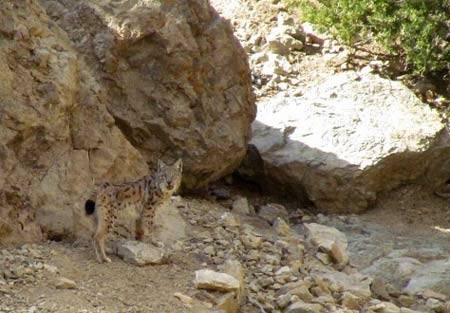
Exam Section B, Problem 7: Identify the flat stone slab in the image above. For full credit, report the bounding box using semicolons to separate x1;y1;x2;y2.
194;269;240;292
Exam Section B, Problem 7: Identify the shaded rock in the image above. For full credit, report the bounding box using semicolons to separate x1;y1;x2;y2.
258;203;289;224
212;188;231;200
232;197;251;215
115;241;165;266
250;71;447;213
273;217;291;236
194;269;240;292
40;0;256;189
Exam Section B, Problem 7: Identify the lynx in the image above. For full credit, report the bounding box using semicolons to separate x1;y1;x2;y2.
85;159;182;263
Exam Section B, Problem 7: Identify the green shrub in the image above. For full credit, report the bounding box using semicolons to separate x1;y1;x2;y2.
286;0;450;75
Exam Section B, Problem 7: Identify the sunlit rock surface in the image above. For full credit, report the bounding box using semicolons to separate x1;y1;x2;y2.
249;71;448;213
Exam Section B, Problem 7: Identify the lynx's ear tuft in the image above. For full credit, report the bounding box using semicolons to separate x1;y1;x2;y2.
157;159;166;171
174;158;183;171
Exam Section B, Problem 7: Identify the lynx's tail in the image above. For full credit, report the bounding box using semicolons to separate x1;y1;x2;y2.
85;199;96;215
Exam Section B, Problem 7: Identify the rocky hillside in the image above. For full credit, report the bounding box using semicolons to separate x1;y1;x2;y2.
0;0;255;245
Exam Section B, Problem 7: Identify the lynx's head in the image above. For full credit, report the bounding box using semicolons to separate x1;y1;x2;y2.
154;158;183;194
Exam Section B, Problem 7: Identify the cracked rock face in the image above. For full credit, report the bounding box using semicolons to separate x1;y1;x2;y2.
0;1;148;244
40;0;256;189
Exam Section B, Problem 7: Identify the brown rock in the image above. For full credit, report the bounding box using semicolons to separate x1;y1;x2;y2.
0;1;147;244
216;292;240;313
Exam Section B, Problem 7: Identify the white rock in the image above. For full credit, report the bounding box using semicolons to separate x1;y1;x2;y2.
285;301;324;313
194;269;240;292
55;277;77;289
261;53;292;76
275;266;291;276
250;51;269;65
368;301;400;313
43;264;58;274
115;240;165;266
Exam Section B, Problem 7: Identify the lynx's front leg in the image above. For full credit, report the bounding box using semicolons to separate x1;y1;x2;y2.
135;204;156;241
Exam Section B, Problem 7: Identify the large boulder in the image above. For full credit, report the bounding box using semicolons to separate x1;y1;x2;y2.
248;71;448;213
40;0;256;189
0;0;147;244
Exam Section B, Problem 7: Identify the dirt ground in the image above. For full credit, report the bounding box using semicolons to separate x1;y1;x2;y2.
3;183;450;313
1;244;200;313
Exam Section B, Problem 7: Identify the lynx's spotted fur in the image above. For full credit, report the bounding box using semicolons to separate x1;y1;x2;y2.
85;159;182;263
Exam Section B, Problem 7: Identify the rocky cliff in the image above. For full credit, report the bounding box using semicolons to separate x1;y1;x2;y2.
0;0;255;245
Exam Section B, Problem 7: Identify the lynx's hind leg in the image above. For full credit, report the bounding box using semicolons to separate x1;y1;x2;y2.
92;199;114;263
